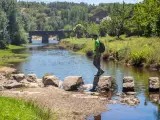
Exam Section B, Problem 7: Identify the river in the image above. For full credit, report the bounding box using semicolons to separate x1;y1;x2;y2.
13;40;160;120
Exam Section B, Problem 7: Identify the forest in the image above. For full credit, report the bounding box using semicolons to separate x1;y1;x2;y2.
0;0;160;48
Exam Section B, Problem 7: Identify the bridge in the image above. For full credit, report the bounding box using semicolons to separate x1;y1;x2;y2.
29;30;72;43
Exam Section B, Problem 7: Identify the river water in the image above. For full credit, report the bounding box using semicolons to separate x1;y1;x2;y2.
14;40;160;120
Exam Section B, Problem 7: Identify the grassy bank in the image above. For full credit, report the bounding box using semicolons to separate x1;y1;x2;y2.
61;36;160;68
0;96;56;120
0;45;29;65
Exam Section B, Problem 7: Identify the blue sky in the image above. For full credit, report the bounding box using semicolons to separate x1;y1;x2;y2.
19;0;142;4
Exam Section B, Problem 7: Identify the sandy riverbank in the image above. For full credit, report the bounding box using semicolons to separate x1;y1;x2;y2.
1;87;107;120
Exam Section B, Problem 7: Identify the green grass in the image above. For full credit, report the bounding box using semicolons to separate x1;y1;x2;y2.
0;97;56;120
0;45;29;65
62;36;160;66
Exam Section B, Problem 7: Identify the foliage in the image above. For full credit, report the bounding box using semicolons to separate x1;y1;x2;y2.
73;24;86;38
62;36;160;66
86;22;99;36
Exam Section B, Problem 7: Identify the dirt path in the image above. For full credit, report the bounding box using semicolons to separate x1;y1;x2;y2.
0;87;108;120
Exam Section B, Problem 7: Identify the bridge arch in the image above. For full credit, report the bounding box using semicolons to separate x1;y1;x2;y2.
29;30;72;43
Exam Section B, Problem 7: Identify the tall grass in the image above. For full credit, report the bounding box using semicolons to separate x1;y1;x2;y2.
0;96;56;120
62;36;160;66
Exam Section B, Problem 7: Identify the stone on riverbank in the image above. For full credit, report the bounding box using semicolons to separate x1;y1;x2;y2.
63;76;84;91
11;74;25;82
42;75;59;87
3;80;23;89
149;77;159;92
26;74;37;82
98;76;112;91
123;76;134;92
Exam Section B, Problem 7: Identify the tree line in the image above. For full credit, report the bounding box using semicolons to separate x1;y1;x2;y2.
0;0;159;49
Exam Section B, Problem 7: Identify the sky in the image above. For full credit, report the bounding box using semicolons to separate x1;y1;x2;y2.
19;0;143;5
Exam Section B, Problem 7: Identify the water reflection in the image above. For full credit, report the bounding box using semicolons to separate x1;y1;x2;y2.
94;115;101;120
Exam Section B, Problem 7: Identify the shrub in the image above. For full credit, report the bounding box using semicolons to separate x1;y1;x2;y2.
73;43;85;51
116;47;130;61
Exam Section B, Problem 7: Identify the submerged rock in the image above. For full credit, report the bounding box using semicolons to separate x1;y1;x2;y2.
42;75;59;87
120;96;140;106
63;76;84;91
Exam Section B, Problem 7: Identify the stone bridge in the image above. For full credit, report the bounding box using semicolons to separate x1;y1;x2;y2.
29;30;72;43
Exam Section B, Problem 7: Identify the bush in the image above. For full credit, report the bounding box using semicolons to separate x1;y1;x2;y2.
116;47;130;61
73;43;85;51
131;50;147;66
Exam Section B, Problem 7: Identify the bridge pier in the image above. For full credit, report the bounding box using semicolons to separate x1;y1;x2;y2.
42;34;49;43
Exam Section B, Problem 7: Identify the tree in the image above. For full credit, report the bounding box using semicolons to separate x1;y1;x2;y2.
0;11;9;49
86;22;99;36
73;24;86;38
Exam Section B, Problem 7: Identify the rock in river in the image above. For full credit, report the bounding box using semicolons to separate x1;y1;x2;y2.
42;75;59;87
98;76;112;91
63;76;84;91
149;77;159;92
123;76;134;92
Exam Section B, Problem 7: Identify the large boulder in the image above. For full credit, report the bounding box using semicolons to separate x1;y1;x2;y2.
149;77;159;92
98;76;112;91
11;74;25;82
26;74;37;82
63;76;84;91
42;75;59;87
123;76;134;92
3;80;23;89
